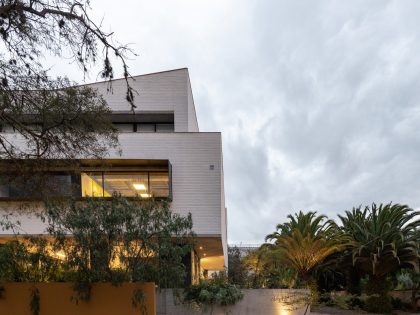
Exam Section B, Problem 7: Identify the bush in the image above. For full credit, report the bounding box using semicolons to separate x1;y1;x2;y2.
328;292;364;310
390;297;411;311
183;273;243;311
365;295;392;314
318;292;335;306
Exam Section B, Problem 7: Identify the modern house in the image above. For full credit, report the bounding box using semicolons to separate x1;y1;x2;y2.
0;68;227;283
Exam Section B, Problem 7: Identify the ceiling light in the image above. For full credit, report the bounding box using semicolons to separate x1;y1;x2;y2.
140;193;151;198
133;183;146;190
199;246;203;250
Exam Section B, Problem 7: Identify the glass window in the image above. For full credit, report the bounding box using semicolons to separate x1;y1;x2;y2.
137;124;155;133
0;174;73;198
103;172;149;197
0;176;10;197
149;172;169;197
114;123;134;132
156;124;174;133
81;171;170;198
81;173;106;197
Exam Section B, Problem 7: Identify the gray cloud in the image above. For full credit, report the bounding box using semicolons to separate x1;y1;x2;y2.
47;0;420;243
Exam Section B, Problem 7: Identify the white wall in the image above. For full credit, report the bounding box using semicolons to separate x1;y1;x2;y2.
86;68;199;132
115;132;223;236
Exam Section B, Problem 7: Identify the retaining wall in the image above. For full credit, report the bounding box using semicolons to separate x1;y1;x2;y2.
0;282;156;315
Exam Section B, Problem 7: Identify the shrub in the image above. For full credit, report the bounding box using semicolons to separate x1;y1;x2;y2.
365;295;392;314
183;273;243;312
328;292;364;310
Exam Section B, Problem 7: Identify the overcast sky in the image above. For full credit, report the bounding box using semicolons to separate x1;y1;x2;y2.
48;0;420;244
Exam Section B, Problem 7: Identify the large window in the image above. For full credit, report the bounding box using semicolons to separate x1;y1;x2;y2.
0;173;75;198
81;171;169;198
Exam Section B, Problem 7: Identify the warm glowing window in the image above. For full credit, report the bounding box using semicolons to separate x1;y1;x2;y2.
81;172;169;198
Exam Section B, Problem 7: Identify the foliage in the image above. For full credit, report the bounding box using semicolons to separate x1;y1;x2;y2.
242;245;297;289
0;0;135;159
183;272;243;312
0;238;65;282
132;288;147;315
227;246;249;287
365;295;392;314
265;211;337;241
30;287;40;315
339;203;420;277
265;212;346;285
338;203;420;301
394;269;420;311
271;229;345;282
328;292;365;310
0;196;195;292
42;195;194;289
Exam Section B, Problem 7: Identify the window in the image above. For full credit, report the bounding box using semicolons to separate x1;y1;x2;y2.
136;123;175;133
156;124;174;133
114;123;134;132
137;124;155;133
0;173;74;198
149;172;170;197
81;171;169;198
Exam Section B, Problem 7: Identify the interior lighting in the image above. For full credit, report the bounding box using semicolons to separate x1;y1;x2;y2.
133;183;146;190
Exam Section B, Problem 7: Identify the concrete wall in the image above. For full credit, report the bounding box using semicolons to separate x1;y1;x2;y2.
0;282;156;315
157;289;311;315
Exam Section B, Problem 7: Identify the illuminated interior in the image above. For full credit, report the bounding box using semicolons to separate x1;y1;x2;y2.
81;172;169;198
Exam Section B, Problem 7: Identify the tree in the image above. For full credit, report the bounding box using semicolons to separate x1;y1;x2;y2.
0;0;136;159
269;229;344;284
227;246;248;287
265;211;336;240
42;195;194;289
339;203;420;312
243;245;297;289
265;211;345;285
0;195;195;295
339;204;419;287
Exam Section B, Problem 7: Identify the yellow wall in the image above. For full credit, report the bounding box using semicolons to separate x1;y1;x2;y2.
0;282;156;315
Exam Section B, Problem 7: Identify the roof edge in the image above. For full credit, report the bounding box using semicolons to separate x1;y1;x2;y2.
77;68;189;87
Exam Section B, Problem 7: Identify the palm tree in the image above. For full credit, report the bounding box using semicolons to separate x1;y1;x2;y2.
338;203;420;295
265;211;345;284
265;211;337;241
272;229;345;283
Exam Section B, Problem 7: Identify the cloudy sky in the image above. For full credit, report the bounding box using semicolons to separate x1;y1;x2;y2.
48;0;420;244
